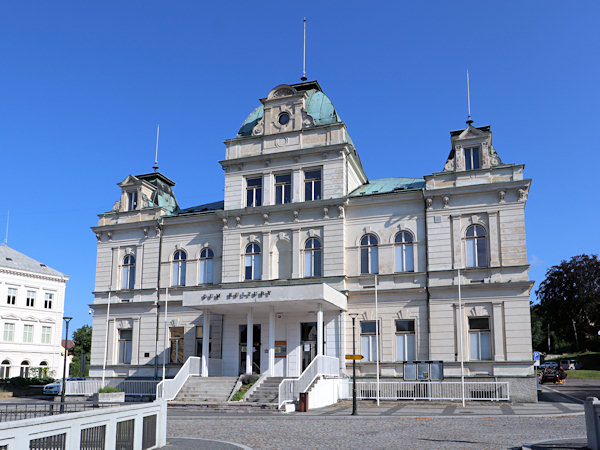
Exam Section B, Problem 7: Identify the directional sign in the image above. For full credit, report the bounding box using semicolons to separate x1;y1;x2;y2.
345;354;364;360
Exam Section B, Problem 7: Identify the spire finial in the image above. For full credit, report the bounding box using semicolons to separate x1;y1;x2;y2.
301;18;307;81
3;211;9;247
153;124;160;172
466;70;473;126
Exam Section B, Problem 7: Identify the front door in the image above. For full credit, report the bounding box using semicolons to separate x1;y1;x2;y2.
239;324;261;374
300;322;317;372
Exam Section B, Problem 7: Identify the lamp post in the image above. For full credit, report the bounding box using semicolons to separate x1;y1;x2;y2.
349;313;359;416
60;316;73;410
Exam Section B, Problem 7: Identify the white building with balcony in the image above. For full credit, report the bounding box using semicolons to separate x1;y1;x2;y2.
89;80;535;401
0;246;69;379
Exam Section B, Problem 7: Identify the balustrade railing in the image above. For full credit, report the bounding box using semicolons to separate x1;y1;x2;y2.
65;380;159;396
156;356;201;400
346;381;509;401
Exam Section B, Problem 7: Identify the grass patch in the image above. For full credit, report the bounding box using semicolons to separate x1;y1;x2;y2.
98;386;122;393
564;370;600;380
547;351;600;370
230;377;259;402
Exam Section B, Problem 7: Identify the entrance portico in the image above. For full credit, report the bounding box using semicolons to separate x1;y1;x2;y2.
182;283;347;378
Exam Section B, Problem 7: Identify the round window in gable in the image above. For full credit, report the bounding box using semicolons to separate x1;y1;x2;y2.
278;112;290;125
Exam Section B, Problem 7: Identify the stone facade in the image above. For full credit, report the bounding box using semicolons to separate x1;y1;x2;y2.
90;80;535;401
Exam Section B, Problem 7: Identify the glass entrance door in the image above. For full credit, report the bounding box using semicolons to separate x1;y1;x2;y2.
239;324;261;374
300;322;317;372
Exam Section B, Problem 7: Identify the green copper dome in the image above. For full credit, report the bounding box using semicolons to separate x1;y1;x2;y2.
237;89;339;137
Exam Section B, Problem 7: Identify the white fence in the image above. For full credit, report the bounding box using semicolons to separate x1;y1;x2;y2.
0;400;167;450
156;356;201;400
65;379;159;397
279;355;340;409
342;381;510;401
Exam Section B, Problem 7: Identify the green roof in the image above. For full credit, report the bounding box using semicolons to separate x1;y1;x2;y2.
350;177;425;197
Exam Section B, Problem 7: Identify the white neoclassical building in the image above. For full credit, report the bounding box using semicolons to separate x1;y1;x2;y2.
89;80;535;401
0;246;69;379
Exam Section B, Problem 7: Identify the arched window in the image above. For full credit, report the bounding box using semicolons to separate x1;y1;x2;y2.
360;234;379;274
20;360;30;378
244;243;261;281
122;255;135;290
465;225;488;268
172;250;187;286
39;361;49;377
0;360;10;379
199;248;214;284
394;231;414;272
304;238;322;277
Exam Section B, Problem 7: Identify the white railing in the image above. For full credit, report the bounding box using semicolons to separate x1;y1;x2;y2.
343;381;510;401
65;379;159;396
156;356;201;400
279;355;340;409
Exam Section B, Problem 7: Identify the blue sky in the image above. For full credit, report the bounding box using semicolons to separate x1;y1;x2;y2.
1;2;599;336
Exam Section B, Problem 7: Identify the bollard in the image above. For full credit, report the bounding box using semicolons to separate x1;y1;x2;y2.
585;397;600;450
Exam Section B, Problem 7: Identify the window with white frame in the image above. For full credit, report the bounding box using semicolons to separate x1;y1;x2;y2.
41;326;51;344
39;361;49;377
6;288;16;305
44;293;53;309
246;177;262;207
275;173;292;204
304;169;322;201
199;248;214;284
244;243;261;281
118;329;132;364
127;191;138;211
394;231;414;272
360;234;379;274
360;321;379;362
3;323;15;342
23;324;33;343
122;255;135;290
469;317;491;360
172;250;187;286
395;320;416;361
464;147;481;170
304;238;322;277
0;360;10;379
26;290;35;307
170;327;184;364
465;224;488;268
20;361;29;378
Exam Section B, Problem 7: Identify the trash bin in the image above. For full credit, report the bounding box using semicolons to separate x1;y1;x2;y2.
298;392;308;412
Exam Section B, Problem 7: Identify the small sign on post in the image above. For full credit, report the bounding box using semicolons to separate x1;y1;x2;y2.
533;351;540;367
345;354;364;360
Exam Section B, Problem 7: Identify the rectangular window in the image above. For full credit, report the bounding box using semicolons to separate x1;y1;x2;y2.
465;147;480;170
304;169;322;201
23;324;33;343
195;325;212;357
170;327;184;364
469;317;491;360
3;323;15;342
6;288;16;305
275;173;292;204
127;191;138;211
44;293;53;309
395;320;415;361
42;326;51;344
26;290;35;307
118;329;133;364
246;177;262;207
360;321;379;362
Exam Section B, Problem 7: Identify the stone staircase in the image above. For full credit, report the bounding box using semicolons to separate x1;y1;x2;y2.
246;377;285;404
171;376;238;403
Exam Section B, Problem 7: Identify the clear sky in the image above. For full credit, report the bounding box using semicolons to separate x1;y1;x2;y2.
1;2;599;337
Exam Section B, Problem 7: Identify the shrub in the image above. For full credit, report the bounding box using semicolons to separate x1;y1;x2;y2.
98;386;122;393
240;374;259;385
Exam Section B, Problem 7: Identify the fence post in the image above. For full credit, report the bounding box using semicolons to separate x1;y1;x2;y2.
585;397;600;450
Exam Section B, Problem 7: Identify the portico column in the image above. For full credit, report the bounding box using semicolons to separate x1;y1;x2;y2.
317;303;324;356
268;307;275;376
202;311;210;377
246;309;253;375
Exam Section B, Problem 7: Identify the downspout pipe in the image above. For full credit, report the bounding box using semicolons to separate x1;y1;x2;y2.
154;218;164;380
422;189;432;359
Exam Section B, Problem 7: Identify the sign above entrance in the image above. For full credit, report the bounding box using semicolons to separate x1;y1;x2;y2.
345;354;364;360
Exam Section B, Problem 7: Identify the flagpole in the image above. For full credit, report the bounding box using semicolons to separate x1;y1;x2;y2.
458;267;465;407
375;274;380;406
162;287;168;381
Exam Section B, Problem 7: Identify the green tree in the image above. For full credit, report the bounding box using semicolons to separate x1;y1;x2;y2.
69;325;92;377
535;254;600;352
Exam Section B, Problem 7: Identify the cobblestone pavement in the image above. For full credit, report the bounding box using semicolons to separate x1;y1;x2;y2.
167;414;586;449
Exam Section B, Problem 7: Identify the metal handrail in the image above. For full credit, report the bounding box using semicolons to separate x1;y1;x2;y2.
347;381;510;401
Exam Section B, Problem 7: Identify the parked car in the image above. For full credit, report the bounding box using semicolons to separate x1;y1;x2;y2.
560;359;582;370
42;377;85;395
539;361;559;370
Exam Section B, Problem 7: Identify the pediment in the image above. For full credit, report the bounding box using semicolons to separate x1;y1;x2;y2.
117;175;140;188
1;314;19;321
39;317;55;324
22;316;38;322
267;84;298;100
456;125;487;140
